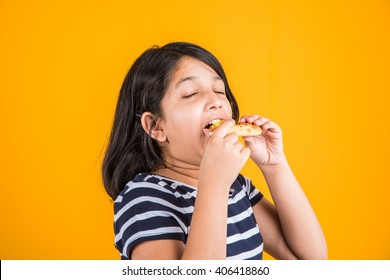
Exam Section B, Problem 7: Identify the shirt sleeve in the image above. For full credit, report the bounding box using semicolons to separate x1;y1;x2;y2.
241;175;263;206
113;181;187;259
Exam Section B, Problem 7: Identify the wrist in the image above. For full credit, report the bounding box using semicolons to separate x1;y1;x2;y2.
197;177;231;195
257;155;289;175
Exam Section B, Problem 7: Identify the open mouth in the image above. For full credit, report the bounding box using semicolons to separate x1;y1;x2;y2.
205;119;222;129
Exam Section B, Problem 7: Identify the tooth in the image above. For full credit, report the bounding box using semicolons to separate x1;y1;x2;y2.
209;119;220;125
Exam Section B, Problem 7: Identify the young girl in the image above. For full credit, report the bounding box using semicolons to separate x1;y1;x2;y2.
102;42;327;260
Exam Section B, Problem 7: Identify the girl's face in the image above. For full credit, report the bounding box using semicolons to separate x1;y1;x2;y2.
158;56;233;166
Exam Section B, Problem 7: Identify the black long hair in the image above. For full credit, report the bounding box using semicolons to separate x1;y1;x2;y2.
102;42;240;200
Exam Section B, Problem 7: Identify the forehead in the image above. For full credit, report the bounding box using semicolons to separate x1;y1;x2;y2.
169;56;220;84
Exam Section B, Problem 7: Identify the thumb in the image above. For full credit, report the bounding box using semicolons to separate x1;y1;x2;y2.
242;136;259;151
242;135;255;145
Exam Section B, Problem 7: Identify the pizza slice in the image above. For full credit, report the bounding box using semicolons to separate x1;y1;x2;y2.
207;119;262;137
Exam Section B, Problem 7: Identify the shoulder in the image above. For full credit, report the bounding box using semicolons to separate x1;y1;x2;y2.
234;174;263;206
113;173;192;259
114;173;185;215
114;172;197;227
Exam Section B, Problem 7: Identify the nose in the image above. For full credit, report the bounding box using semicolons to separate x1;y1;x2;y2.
205;92;222;111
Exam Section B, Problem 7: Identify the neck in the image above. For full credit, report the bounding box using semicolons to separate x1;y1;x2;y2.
154;161;200;188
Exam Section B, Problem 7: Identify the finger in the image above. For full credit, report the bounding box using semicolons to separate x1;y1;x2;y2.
239;115;248;123
233;141;246;156
242;135;257;144
240;114;259;123
211;119;235;138
241;115;270;127
224;132;239;143
241;147;252;160
245;114;263;123
261;120;281;133
252;117;270;127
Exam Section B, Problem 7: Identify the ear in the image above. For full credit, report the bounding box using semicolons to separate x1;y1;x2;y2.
140;112;167;143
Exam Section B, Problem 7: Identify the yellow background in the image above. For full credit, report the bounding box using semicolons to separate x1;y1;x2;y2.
1;0;389;260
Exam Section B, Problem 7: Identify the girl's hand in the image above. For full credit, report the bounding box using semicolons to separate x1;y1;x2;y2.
199;119;251;190
240;115;285;167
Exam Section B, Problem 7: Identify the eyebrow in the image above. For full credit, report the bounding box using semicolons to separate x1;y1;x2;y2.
175;75;223;88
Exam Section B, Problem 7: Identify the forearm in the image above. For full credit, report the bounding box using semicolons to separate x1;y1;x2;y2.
259;157;328;259
181;184;229;259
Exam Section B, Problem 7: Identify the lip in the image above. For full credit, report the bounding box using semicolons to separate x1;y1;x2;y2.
204;117;226;129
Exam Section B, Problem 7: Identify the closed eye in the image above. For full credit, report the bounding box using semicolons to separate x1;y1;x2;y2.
183;92;199;99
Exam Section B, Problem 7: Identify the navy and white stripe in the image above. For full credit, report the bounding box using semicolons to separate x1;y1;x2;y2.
113;173;263;260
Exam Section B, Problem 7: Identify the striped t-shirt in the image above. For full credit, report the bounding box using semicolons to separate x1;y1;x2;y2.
113;172;264;260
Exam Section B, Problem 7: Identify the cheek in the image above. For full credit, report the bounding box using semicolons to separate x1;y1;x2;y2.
165;133;203;164
165;104;202;132
225;100;233;116
167;122;201;145
165;121;204;154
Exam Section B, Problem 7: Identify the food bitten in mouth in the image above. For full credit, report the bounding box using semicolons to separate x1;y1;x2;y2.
207;120;262;137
